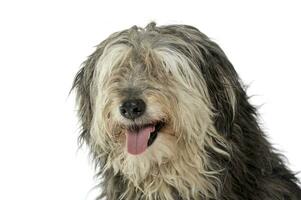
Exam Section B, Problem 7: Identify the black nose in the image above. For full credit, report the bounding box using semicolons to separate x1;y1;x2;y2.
119;99;146;119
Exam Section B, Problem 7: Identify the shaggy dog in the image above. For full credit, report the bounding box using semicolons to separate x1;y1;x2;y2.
72;22;301;199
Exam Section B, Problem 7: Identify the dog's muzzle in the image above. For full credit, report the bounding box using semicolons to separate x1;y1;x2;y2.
119;99;165;155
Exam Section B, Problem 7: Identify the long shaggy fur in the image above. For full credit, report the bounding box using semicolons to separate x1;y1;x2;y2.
72;22;301;200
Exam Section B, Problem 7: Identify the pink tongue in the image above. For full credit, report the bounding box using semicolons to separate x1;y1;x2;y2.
126;126;155;155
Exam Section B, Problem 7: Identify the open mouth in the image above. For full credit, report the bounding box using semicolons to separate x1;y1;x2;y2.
125;121;165;155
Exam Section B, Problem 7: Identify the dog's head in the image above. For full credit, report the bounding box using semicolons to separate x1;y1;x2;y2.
73;22;242;198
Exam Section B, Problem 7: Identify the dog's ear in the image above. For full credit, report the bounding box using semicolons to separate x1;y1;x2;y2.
71;46;104;145
199;41;242;136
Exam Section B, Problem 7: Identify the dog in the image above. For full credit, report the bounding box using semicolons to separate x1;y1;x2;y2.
72;22;301;200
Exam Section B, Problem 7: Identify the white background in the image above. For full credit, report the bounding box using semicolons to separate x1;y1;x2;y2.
0;0;300;199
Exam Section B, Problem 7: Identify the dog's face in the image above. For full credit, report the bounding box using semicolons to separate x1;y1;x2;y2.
73;23;238;198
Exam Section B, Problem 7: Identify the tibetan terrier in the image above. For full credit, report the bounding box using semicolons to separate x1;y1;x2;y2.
72;22;301;199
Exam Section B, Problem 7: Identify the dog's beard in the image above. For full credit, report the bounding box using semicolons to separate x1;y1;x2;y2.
91;94;229;199
103;106;178;186
101;121;227;199
109;132;177;186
